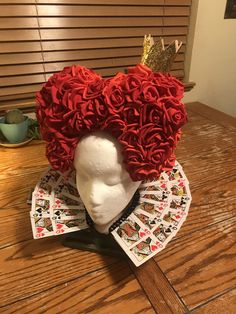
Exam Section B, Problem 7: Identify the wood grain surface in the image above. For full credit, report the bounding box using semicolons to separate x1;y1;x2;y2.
129;259;188;314
0;102;235;313
1;261;155;314
192;288;236;314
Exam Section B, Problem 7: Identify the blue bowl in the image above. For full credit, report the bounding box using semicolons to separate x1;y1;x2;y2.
0;116;29;143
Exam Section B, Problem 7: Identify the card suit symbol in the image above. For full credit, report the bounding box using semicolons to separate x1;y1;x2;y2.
57;223;63;229
156;241;163;248
161;184;166;189
36;227;44;233
140;231;146;237
175;215;181;219
151;245;157;251
179;182;184;187
56;229;64;234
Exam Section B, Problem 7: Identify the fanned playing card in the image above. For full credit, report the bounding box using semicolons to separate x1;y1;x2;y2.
30;161;191;267
30;169;89;239
111;160;191;266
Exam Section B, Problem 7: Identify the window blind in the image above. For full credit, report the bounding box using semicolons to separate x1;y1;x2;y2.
0;0;192;111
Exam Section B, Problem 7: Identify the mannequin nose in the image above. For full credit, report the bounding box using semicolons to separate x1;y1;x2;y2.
89;193;101;207
88;181;101;207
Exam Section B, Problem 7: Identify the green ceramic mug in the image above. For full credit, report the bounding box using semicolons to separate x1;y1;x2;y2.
0;116;29;143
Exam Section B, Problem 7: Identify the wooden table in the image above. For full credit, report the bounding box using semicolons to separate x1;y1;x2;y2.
0;102;235;314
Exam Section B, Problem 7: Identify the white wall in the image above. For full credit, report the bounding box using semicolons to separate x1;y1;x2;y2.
184;0;236;117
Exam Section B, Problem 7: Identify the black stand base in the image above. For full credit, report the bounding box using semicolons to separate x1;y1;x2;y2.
62;228;125;258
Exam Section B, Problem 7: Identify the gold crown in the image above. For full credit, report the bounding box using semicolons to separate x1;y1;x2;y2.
141;35;182;73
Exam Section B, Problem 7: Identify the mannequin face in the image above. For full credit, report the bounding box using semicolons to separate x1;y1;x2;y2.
73;132;141;230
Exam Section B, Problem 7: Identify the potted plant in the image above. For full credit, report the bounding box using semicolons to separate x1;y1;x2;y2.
0;109;29;143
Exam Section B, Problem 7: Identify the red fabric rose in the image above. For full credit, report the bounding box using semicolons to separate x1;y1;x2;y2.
128;64;153;80
123;103;140;125
101;115;126;138
63;110;85;134
141;82;160;103
162;153;176;172
119;129;139;148
123;146;161;181
103;75;125;113
140;102;163;127
82;79;104;100
80;98;108;130
153;73;184;100
123;74;143;103
71;65;101;83
138;124;166;148
46;137;78;173
159;97;187;134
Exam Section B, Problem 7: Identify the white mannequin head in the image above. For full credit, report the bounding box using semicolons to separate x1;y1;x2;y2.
73;131;141;234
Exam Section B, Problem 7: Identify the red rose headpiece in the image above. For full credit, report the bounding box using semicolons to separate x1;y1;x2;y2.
36;63;187;182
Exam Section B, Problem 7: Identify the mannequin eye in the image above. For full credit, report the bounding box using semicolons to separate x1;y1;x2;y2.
105;177;120;186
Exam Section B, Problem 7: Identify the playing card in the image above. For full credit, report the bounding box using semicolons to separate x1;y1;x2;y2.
31;193;52;216
52;178;81;209
167;162;188;183
66;171;77;189
134;209;156;230
152;222;178;244
140;190;170;204
162;210;186;226
30;212;54;239
52;207;85;220
55;177;80;200
52;179;81;209
137;201;168;217
129;235;164;266
139;180;170;194
170;180;190;198
141;171;168;187
52;194;81;209
52;217;88;235
134;208;163;229
34;168;61;198
170;196;191;211
111;214;149;249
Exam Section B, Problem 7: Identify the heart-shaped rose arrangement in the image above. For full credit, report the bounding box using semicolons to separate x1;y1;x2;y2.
36;63;187;181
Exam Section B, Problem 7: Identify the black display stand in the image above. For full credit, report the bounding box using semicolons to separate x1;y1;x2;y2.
62;228;126;258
